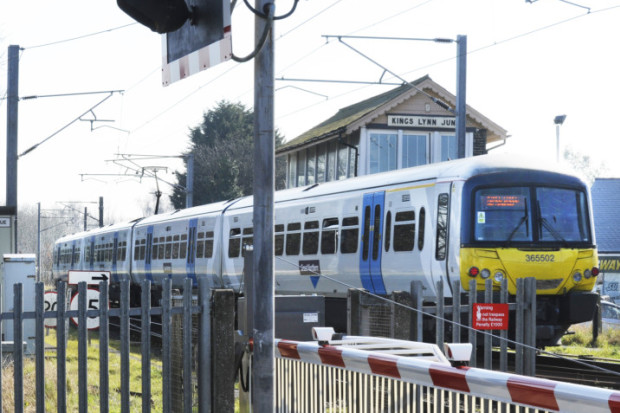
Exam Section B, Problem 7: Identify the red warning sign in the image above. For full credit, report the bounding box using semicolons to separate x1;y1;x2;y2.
473;303;509;330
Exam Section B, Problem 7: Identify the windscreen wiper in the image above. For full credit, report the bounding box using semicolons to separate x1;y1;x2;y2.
507;198;529;242
536;200;567;244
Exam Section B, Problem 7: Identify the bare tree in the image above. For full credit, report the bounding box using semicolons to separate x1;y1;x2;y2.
17;204;85;284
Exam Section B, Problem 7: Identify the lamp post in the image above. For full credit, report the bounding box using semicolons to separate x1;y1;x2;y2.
554;114;566;162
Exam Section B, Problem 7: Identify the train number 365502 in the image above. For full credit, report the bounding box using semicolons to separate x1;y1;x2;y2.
525;254;555;262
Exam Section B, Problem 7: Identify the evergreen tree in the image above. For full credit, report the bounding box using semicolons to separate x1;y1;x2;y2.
170;101;286;208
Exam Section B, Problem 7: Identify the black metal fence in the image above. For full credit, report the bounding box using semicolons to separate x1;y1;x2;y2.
0;278;235;413
348;277;538;375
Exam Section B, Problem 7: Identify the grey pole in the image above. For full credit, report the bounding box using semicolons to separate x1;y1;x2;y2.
252;1;275;411
456;35;467;159
99;196;104;227
37;202;41;282
7;45;20;251
186;153;194;208
84;207;88;231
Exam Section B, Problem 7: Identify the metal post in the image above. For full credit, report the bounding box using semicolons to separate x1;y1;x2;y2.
7;45;20;251
84;207;88;231
37;203;41;282
198;279;211;413
99;196;104;227
252;0;275;412
456;35;467;159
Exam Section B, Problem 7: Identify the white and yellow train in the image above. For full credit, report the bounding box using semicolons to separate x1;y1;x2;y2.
53;154;599;346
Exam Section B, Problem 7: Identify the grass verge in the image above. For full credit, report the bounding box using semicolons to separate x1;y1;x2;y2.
2;328;164;412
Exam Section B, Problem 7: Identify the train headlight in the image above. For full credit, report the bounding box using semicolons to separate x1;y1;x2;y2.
592;267;600;277
480;268;491;279
468;267;479;277
584;269;591;279
494;271;504;283
573;271;582;283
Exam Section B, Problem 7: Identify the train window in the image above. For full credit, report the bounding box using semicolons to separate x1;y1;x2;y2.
372;205;382;260
435;194;449;260
158;237;165;259
205;231;214;258
286;222;301;256
275;224;284;256
384;211;392;252
394;210;415;252
303;221;319;255
321;218;339;254
242;228;254;256
172;235;180;259
474;187;531;242
362;206;371;261
180;233;187;260
165;236;172;260
536;187;590;243
418;207;426;251
152;239;159;260
340;217;359;254
229;228;242;258
196;239;204;258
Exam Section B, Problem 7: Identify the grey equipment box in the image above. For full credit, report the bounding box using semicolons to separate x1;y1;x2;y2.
1;254;36;354
238;295;325;341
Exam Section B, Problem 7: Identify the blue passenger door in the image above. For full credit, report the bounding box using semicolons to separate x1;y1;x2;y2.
360;191;387;295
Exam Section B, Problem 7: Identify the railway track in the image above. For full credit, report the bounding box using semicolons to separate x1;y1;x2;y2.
535;353;620;390
487;350;620;390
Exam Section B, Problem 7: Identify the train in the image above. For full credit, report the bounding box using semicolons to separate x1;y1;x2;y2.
52;154;600;346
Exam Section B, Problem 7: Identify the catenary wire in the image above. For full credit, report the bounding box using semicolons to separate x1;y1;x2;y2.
24;23;138;49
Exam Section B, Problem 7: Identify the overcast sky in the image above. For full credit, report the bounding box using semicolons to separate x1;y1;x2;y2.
1;0;619;222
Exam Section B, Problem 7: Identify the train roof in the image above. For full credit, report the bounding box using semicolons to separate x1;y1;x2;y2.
54;219;141;244
224;153;583;211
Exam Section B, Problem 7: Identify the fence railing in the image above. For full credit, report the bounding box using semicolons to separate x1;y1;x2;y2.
348;277;538;374
0;278;235;413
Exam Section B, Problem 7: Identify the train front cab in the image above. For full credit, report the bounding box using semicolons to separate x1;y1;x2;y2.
458;169;599;346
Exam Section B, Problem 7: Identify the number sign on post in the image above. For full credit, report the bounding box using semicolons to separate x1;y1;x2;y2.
70;288;102;330
44;290;58;328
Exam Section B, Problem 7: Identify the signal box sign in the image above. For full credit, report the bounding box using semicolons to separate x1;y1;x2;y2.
473;303;509;330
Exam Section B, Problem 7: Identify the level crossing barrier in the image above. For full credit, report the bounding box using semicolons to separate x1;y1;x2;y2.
268;331;620;413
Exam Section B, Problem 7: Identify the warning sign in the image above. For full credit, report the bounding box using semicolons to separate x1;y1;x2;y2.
473;303;509;330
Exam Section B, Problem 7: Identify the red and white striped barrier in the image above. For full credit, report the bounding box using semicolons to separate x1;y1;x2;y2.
275;338;620;413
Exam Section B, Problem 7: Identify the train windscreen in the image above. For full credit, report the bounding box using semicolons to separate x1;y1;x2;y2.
474;186;590;244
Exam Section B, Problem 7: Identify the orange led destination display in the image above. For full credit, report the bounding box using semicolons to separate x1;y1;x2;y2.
481;194;525;209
